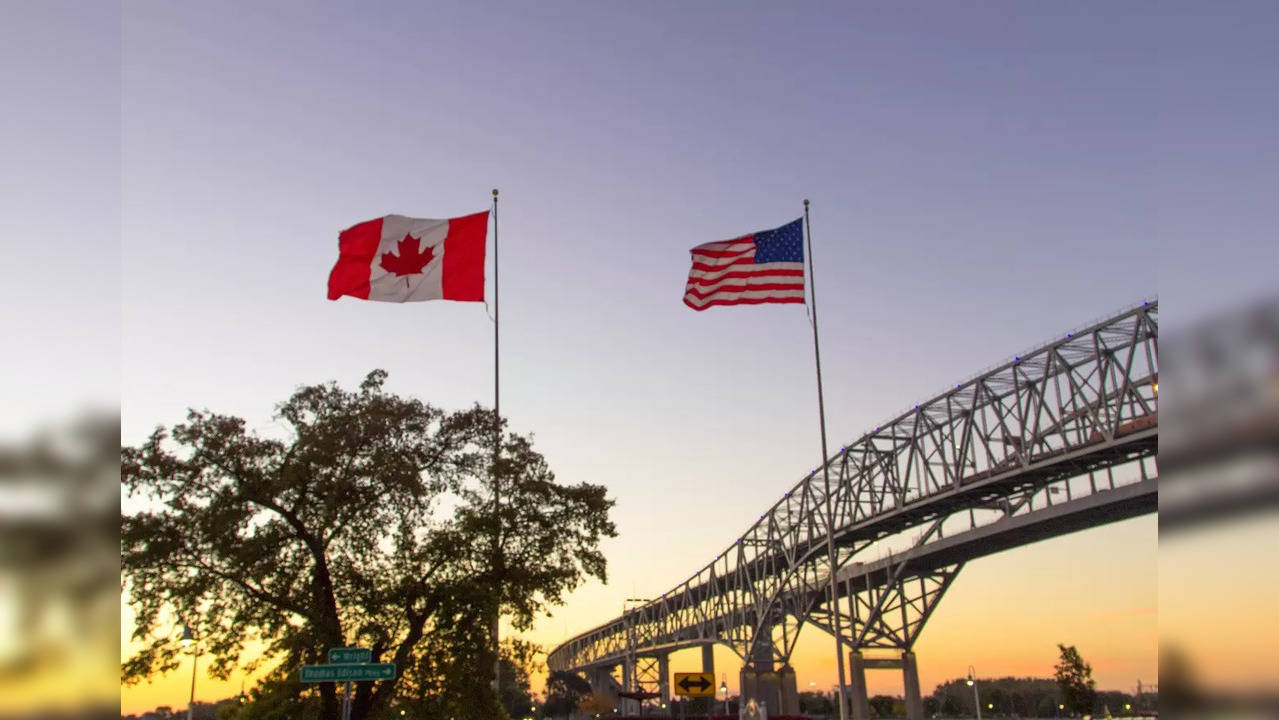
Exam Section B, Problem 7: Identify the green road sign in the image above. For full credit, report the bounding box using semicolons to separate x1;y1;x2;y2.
328;648;372;664
301;663;396;683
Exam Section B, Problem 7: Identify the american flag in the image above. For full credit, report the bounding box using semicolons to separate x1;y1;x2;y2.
683;218;806;311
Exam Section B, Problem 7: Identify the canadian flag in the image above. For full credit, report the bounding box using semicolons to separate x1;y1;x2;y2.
327;211;489;302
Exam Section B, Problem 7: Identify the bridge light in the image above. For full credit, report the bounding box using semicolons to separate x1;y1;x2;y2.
1014;356;1020;363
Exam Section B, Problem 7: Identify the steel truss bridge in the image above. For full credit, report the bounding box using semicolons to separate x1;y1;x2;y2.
547;301;1158;719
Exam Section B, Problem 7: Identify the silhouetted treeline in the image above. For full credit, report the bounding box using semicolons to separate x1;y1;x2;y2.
931;677;1156;718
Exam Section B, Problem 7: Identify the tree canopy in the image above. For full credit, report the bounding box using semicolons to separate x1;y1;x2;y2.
121;370;616;720
1054;644;1097;716
542;670;592;719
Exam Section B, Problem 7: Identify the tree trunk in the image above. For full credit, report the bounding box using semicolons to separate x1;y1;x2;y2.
320;682;340;720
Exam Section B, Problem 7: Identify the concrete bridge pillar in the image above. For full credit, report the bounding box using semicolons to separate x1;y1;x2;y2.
739;638;800;715
844;650;924;720
587;666;608;692
587;666;621;714
902;652;924;720
621;659;638;716
658;653;671;706
777;663;799;714
701;643;717;716
848;651;871;720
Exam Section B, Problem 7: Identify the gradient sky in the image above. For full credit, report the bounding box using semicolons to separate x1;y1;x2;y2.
52;0;1272;713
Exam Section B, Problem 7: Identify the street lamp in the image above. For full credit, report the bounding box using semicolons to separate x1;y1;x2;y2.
720;677;729;717
967;666;981;720
180;623;197;720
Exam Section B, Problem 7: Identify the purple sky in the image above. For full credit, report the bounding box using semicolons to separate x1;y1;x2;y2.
8;0;1275;708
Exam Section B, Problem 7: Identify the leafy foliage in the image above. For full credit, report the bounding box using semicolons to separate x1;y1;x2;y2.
543;670;592;719
1055;644;1096;716
798;691;834;716
121;370;616;720
869;695;898;717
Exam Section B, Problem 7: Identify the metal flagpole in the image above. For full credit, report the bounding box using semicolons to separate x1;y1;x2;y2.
491;188;502;701
803;199;850;720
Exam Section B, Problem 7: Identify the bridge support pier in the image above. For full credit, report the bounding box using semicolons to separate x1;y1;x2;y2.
587;666;622;713
739;641;799;715
658;653;671;707
621;659;638;716
778;663;799;714
701;643;716;716
848;651;871;720
846;651;924;720
902;652;923;720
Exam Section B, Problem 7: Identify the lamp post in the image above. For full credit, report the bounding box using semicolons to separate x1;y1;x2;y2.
720;678;728;717
966;666;981;720
180;623;197;720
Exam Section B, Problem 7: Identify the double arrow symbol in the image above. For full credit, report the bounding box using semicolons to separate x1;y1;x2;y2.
677;674;712;693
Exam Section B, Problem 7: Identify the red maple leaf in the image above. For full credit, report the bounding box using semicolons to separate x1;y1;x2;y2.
380;234;436;278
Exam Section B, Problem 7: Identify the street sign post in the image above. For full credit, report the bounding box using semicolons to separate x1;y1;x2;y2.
300;648;395;720
328;648;373;664
673;672;715;698
300;663;396;683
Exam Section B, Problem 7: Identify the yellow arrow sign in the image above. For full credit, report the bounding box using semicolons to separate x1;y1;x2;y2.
673;672;715;697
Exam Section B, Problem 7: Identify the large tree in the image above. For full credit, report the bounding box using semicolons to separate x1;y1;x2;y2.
122;370;615;720
1054;644;1096;716
542;670;592;720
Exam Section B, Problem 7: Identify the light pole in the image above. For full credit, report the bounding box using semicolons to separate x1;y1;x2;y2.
966;666;981;720
180;623;197;720
720;677;728;717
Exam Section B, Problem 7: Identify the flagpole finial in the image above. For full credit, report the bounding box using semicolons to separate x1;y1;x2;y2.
492;188;499;198
803;198;810;207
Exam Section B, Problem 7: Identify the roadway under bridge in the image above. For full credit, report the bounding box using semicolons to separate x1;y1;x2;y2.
548;301;1158;719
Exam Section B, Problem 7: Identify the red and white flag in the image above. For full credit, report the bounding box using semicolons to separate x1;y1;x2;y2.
327;211;489;302
683;218;806;310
